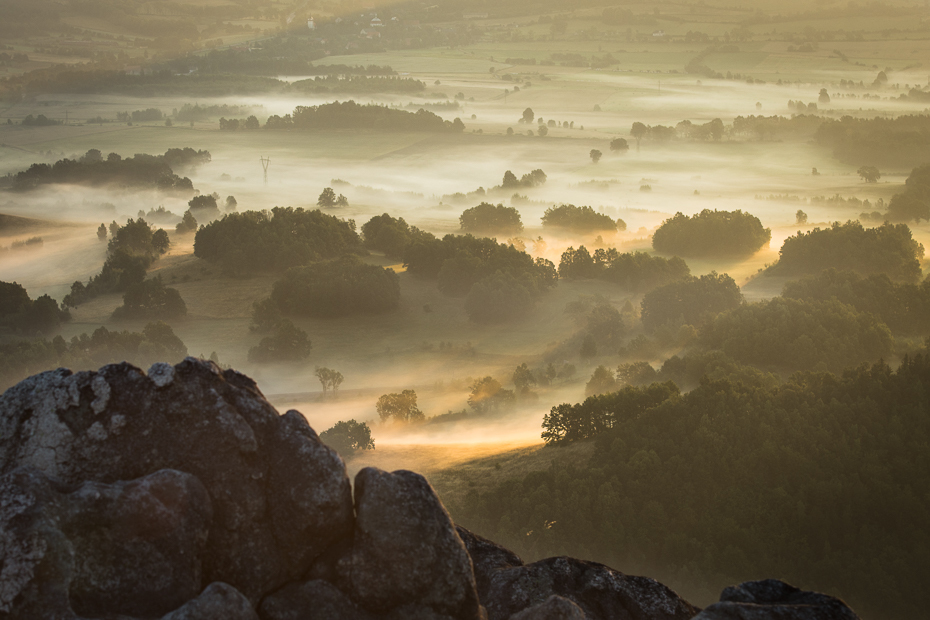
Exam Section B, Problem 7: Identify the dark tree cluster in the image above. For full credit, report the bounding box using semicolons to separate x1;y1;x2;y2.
782;269;930;335
454;356;930;620
265;101;465;132
320;420;375;456
111;276;187;321
459;202;524;235
247;319;312;363
269;257;400;318
288;75;425;94
361;213;430;260
218;116;260;131
501;169;547;189
815;113;930;167
402;231;557;323
0;322;186;391
767;221;924;282
21;114;60;126
11;148;207;192
193;207;361;274
558;247;690;290
0;281;69;335
652;209;771;257
542;204;621;233
63;218;170;307
641;272;743;333
699;297;893;371
886;163;930;223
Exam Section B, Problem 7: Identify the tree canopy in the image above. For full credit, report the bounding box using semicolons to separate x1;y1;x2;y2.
767;221;924;282
541;204;618;232
652;209;771;257
194;207;361;274
459;203;523;235
320;420;375;455
270;257;400;318
641;272;743;333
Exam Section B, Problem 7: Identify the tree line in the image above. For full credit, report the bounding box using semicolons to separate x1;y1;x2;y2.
264;101;465;133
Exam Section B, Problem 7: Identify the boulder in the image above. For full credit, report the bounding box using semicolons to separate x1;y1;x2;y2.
468;552;697;620
0;466;211;619
508;595;587;620
259;579;375;620
693;579;860;620
161;582;257;620
338;468;482;620
0;359;353;602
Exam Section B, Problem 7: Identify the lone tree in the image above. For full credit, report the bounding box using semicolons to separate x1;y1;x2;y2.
318;187;338;207
796;210;808;225
320;420;375;455
818;88;831;104
631;122;648;148
315;367;344;395
467;377;515;413
376;390;424;423
610;138;629;152
97;223;107;241
512;363;536;394
522;107;535;123
590;149;603;163
858;166;881;183
538;126;548;137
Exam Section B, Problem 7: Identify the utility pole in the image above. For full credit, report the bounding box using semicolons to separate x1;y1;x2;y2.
259;156;270;185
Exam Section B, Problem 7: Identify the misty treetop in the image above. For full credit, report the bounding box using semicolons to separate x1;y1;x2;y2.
886;163;930;223
641;272;743;333
815;113;930;167
455;355;930;619
269;257;400;318
361;213;432;260
459;202;524;235
652;209;771;257
288;75;426;95
247;319;312;363
320;420;375;456
111;276;187;321
193;207;362;274
768;221;924;282
782;269;930;335
10;148;208;192
0;321;187;391
541;204;619;232
699;296;893;372
0;281;69;335
63;218;170;308
558;247;690;290
264;101;465;133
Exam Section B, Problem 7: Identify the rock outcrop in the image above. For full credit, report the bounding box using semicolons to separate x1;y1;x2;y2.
0;359;862;620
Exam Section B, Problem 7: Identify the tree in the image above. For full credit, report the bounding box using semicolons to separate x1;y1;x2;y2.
610;138;629;152
590;149;602;163
631;122;648;147
247;319;312;362
320;420;375;455
97;223;107;241
585;365;617;396
376;390;424;423
318;187;338;207
818;88;830;103
512;363;536;394
522;107;535;123
537;126;548;137
580;334;597;358
796;210;808;225
225;196;238;211
175;210;198;234
858;166;881;183
887;164;930;223
459;203;523;234
468;377;515;413
111;276;186;320
315;367;345;394
502;171;520;188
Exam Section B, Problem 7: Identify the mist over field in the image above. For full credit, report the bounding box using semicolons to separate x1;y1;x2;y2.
2;0;930;617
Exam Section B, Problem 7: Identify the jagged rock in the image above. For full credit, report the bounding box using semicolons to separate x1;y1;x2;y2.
259;579;375;620
457;527;696;620
161;582;257;620
0;466;211;619
338;468;482;620
508;595;587;620
0;359;353;603
693;579;860;619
